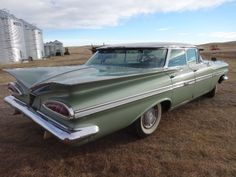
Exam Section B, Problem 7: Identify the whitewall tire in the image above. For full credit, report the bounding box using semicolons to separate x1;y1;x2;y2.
135;103;162;138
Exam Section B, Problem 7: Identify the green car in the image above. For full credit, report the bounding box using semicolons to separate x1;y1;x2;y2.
4;43;228;145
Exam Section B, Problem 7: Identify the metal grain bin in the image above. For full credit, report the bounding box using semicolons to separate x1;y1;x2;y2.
33;28;44;59
0;10;27;63
22;20;44;60
0;10;11;63
0;10;44;64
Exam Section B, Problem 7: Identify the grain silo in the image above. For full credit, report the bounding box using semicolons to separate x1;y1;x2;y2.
0;10;44;64
22;20;35;59
0;10;11;63
33;27;44;59
54;40;64;56
0;10;27;63
22;20;44;60
44;42;54;57
44;40;64;57
44;43;50;57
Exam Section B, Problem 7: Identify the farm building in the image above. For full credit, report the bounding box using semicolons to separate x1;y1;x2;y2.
0;10;44;64
44;40;64;57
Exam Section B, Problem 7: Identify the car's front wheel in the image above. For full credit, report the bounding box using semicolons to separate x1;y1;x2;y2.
135;104;162;138
206;85;217;98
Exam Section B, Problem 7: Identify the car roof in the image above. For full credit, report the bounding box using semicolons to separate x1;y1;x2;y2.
98;42;196;49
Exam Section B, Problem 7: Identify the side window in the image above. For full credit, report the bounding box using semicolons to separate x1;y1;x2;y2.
168;49;186;67
186;48;197;63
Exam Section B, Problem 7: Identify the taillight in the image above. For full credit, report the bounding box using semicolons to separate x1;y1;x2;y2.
43;101;74;119
8;82;22;96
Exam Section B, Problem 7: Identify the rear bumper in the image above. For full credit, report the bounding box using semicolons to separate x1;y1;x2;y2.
4;96;99;142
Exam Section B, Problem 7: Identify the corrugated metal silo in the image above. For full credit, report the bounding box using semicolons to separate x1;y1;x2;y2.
0;10;27;63
54;40;64;56
22;20;44;60
22;20;35;59
44;43;50;57
33;28;44;59
0;10;11;63
8;15;27;62
49;42;56;55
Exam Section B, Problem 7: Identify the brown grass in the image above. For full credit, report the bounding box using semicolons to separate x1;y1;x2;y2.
0;46;235;177
198;41;236;60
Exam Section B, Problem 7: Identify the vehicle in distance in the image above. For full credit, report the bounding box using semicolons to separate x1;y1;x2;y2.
4;42;228;145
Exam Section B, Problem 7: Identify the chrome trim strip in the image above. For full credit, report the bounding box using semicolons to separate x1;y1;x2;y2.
214;71;226;76
74;73;214;118
36;111;71;131
75;84;174;118
8;82;23;96
4;96;99;141
195;73;212;82
14;98;27;106
74;79;196;118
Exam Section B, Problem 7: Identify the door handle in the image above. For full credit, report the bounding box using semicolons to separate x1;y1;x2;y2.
170;74;176;78
193;69;198;72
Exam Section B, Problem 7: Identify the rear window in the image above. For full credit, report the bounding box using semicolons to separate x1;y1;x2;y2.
86;48;167;68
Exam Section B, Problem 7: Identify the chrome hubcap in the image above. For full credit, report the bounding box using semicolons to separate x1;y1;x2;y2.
142;108;157;129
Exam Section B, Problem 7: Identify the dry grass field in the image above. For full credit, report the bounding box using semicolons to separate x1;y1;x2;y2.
0;44;235;177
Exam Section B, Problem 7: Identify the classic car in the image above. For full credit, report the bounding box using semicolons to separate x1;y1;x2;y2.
4;42;228;145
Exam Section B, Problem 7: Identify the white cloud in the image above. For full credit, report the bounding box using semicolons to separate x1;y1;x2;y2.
1;0;231;29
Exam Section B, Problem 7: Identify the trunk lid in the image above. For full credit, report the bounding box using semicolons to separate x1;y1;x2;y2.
5;64;177;90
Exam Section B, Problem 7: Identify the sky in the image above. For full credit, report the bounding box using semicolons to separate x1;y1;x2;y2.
1;0;236;46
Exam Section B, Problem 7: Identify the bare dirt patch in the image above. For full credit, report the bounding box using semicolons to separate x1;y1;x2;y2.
0;48;235;177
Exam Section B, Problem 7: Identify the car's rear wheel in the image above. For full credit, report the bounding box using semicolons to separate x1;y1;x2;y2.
206;85;217;98
135;104;162;138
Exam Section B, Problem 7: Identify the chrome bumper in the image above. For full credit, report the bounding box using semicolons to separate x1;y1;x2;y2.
4;96;99;142
222;75;228;81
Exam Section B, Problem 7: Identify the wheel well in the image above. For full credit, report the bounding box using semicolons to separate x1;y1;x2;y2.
130;100;171;126
161;100;171;112
218;75;227;84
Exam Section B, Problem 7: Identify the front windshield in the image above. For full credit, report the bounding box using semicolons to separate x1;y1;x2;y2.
86;48;167;68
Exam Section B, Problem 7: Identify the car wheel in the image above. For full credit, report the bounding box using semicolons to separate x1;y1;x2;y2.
206;85;217;98
135;104;162;138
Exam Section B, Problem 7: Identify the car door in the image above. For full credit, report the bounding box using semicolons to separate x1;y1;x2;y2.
167;49;195;107
186;48;213;98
